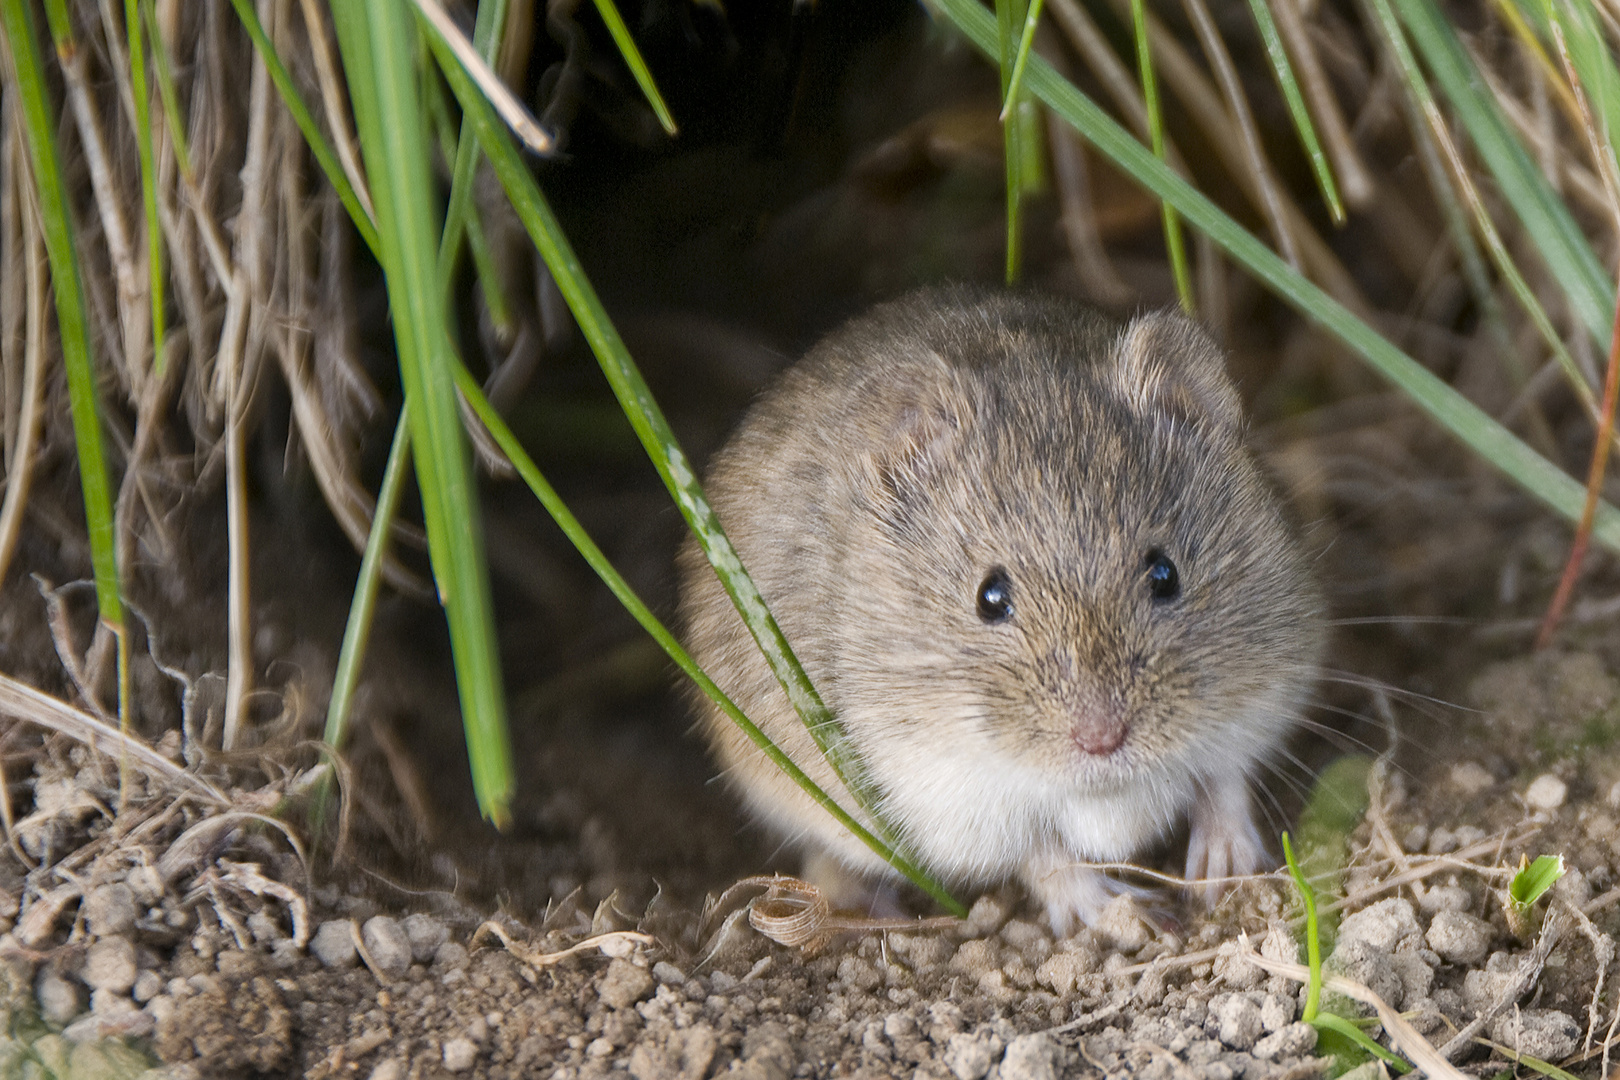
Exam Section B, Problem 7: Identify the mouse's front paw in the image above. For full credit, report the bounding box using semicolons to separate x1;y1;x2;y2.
1020;856;1162;937
1185;781;1267;907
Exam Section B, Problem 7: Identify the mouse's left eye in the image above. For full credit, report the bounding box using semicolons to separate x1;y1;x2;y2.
976;569;1014;623
1143;549;1180;602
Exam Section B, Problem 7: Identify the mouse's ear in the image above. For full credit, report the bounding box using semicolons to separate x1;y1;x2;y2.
862;358;970;497
1111;311;1243;430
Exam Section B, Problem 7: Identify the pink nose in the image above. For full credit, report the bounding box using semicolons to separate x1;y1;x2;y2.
1072;714;1125;756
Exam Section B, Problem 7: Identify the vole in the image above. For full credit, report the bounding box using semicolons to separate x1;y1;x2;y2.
676;287;1323;932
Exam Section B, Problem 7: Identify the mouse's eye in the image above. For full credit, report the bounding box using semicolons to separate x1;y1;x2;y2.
1143;549;1180;602
976;569;1014;623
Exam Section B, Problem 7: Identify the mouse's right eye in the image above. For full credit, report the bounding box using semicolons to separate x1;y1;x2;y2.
976;569;1014;623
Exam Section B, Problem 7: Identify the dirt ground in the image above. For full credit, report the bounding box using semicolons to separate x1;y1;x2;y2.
5;0;1620;1077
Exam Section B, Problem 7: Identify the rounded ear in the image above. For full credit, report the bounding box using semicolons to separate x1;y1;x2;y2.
860;360;970;502
1112;311;1244;430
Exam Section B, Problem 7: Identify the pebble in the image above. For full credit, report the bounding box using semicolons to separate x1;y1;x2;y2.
943;1028;1003;1080
965;894;1010;937
1210;993;1263;1050
1491;1008;1579;1060
402;913;449;964
132;970;163;1004
83;937;137;993
1449;762;1495;795
1419;884;1472;913
361;916;412;979
366;1060;406;1080
434;941;470;970
1338;898;1420;953
1034;949;1093;995
1094;895;1152;953
82;883;137;938
442;1036;478;1072
36;968;81;1025
598;958;654;1009
1252;1022;1317;1060
1524;774;1568;811
999;1033;1057;1080
1326;938;1403;1011
311;920;357;969
1426;910;1493;965
652;961;686;984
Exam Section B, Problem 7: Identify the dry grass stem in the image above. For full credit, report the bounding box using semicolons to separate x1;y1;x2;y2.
0;670;227;804
411;0;554;153
472;920;655;967
0;193;47;584
295;0;374;222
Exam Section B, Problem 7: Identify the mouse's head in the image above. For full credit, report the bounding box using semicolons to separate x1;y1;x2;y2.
822;292;1322;792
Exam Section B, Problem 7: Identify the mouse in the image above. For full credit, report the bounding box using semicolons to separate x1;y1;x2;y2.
676;286;1323;933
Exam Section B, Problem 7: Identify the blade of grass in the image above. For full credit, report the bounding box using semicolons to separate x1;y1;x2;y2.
999;0;1028;283
1000;0;1046;120
1313;1013;1414;1073
1395;0;1614;347
2;0;124;641
323;411;412;754
409;0;551;153
230;0;378;256
3;0;129;767
1365;0;1596;410
452;364;964;916
1281;833;1322;1022
422;14;961;904
588;0;677;136
930;0;1620;552
1539;276;1620;647
141;0;191;186
1247;0;1344;223
331;0;512;825
1130;0;1193;311
122;0;164;378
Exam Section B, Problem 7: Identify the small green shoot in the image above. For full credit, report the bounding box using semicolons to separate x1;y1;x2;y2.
998;0;1029;282
1505;853;1565;937
1283;828;1413;1074
589;0;677;135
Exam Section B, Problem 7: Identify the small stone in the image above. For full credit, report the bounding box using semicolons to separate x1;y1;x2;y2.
311;920;357;968
1339;898;1420;953
598;958;654;1009
1608;779;1620;809
402;914;449;964
1326;938;1403;1011
884;1011;918;1043
361;916;412;979
132;970;163;1003
1524;774;1568;811
837;954;881;991
1463;951;1520;1011
1449;762;1494;795
1401;825;1429;853
1420;884;1471;913
1491;1008;1579;1061
653;961;686;984
950;939;999;977
1426;910;1493;965
1252;1022;1317;1060
1211;992;1264;1050
965;894;1010;937
365;1060;406;1080
442;1036;478;1072
1213;941;1264;989
36;968;81;1025
999;1033;1058;1080
82;884;137;938
585;1037;614;1058
1094;895;1152;953
83;938;137;993
89;988;135;1016
943;1029;1003;1080
1035;947;1095;994
434;941;469;970
1260;993;1294;1032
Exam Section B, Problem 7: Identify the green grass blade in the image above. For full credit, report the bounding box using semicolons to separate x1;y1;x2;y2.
1509;853;1565;906
1394;0;1614;347
588;0;676;136
1312;1013;1413;1073
1130;0;1193;311
2;0;124;637
1540;0;1620;179
1281;833;1322;1022
230;0;380;257
930;0;1620;552
1366;0;1595;405
142;0;192;184
323;412;413;752
1001;0;1046;120
1246;0;1344;223
122;0;165;377
332;0;512;825
423;17;932;865
452;365;964;916
998;0;1027;282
